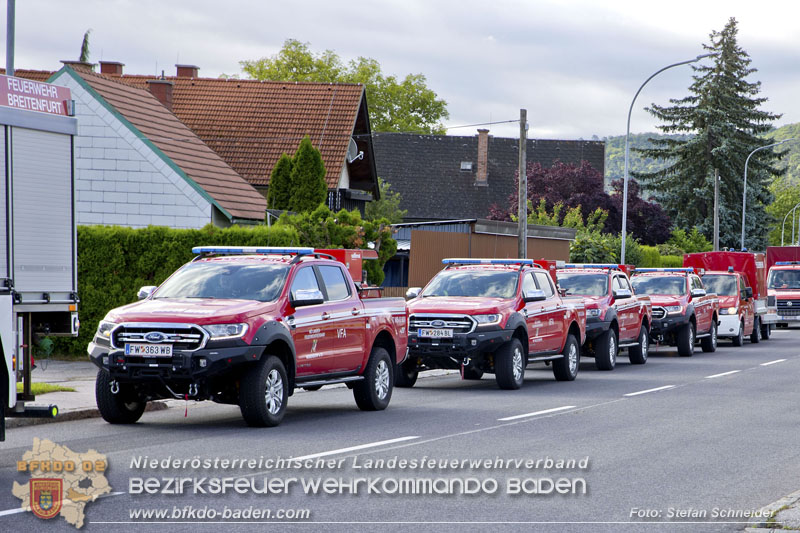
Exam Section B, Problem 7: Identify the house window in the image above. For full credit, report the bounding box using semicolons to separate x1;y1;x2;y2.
460;161;473;171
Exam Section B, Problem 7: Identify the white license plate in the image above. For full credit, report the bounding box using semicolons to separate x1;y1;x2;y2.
418;328;454;338
125;343;173;357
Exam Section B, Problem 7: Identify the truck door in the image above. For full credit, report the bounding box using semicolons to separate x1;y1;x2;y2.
691;275;711;333
613;275;636;342
317;265;365;373
739;275;755;335
534;271;564;352
287;266;329;377
522;272;550;353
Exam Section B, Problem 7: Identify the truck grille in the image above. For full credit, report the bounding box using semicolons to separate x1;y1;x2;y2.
111;323;208;352
652;307;667;320
777;300;800;317
409;314;476;334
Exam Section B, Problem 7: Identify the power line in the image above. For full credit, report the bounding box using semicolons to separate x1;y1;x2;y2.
444;119;519;129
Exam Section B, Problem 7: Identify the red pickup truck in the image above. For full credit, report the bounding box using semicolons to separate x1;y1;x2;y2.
629;268;719;356
400;258;586;390
555;264;652;370
87;247;408;427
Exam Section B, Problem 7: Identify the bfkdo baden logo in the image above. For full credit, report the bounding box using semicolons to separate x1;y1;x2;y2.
12;438;111;529
30;478;64;519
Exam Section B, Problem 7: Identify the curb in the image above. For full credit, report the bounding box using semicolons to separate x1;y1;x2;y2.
5;401;170;429
746;488;800;531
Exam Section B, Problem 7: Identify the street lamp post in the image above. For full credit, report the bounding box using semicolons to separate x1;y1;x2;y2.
781;201;800;246
620;53;713;264
741;138;799;249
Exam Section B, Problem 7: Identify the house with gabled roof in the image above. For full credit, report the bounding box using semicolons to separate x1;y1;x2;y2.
10;63;268;228
372;130;605;222
97;62;379;213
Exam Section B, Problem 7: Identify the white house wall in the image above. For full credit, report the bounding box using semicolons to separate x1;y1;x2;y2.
51;73;213;229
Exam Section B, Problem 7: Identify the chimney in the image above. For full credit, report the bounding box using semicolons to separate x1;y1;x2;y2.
175;64;199;78
476;129;489;185
60;60;95;72
99;61;124;75
147;79;174;111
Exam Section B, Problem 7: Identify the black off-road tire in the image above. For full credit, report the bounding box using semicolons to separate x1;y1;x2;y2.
553;334;580;381
701;319;717;353
594;329;617;371
95;370;147;424
354;347;393;411
461;365;484;380
677;322;695;357
628;325;649;364
761;322;771;339
750;317;761;344
394;359;418;388
239;355;289;427
494;338;525;390
732;321;745;347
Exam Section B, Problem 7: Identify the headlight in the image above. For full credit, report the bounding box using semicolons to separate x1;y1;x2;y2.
664;305;683;315
720;307;737;315
96;320;117;339
205;323;249;339
586;308;602;318
474;314;502;326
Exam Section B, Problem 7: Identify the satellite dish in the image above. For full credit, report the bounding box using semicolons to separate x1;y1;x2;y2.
347;138;364;164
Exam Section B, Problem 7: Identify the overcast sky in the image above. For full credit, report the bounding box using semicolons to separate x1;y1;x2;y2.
4;0;799;139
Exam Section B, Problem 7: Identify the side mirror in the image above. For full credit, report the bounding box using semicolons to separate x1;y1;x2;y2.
137;286;157;300
613;288;632;299
691;288;706;298
744;287;753;299
406;287;422;300
523;289;546;302
290;289;324;307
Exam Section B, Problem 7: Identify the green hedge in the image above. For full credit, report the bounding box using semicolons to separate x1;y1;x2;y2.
57;224;299;357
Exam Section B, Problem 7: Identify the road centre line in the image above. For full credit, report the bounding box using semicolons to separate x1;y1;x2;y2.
498;405;577;421
289;436;420;462
705;370;741;379
623;385;675;397
761;359;787;366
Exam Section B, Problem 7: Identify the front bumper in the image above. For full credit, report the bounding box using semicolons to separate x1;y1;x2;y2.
763;311;800;324
88;340;265;385
717;314;742;337
584;319;612;340
649;313;691;336
407;327;513;366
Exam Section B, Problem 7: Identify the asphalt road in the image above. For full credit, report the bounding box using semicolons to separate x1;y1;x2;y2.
2;329;799;532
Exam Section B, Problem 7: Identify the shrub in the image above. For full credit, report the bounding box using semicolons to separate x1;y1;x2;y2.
660;255;684;267
638;245;662;268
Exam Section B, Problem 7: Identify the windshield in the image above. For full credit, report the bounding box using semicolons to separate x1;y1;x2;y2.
768;269;800;290
702;274;737;296
631;276;686;296
557;273;608;297
154;262;289;301
422;270;518;298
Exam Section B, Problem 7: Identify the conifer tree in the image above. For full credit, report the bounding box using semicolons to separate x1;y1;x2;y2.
288;136;327;212
266;153;293;210
635;17;783;249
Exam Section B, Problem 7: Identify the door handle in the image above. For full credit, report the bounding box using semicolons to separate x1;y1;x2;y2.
321;312;330;320
351;308;361;316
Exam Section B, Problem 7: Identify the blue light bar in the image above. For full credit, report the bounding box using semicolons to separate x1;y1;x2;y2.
561;263;620;270
633;267;694;273
775;261;800;266
442;258;534;265
192;246;315;256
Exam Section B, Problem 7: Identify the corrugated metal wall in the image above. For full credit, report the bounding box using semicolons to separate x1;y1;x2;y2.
408;230;570;287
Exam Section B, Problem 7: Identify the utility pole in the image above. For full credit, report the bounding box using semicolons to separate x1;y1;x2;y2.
517;109;527;259
6;0;15;76
713;168;719;251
